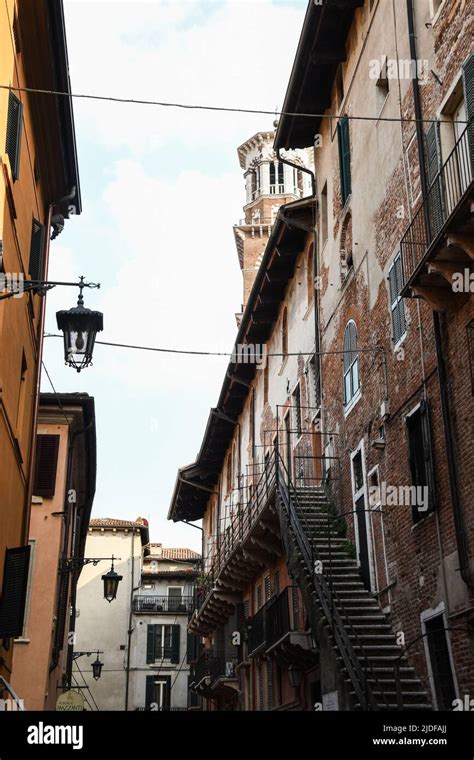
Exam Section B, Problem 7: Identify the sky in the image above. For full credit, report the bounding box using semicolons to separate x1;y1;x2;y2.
41;0;307;552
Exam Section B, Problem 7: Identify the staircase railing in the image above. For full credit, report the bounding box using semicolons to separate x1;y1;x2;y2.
275;448;386;710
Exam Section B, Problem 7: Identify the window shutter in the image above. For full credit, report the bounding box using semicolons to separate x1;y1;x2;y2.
145;675;154;708
425;121;445;238
33;434;60;498
389;255;406;344
337;116;351;204
420;400;437;514
52;571;70;658
462;53;474;171
0;545;31;638
264;575;271;601
146;624;155;664
29;219;46;283
5;92;23;180
171;624;180;664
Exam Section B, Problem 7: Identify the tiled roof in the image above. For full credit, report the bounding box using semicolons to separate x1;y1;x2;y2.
89;517;148;530
148;543;200;560
142;568;197;576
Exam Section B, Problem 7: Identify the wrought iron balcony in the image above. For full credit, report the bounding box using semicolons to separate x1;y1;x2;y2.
266;586;306;650
132;595;195;614
400;125;473;308
248;598;272;656
192;650;213;687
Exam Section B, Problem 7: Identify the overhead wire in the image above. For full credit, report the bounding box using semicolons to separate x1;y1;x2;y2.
0;84;469;126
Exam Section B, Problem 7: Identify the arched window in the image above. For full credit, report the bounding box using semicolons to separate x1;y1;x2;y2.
343;320;360;406
282;307;288;357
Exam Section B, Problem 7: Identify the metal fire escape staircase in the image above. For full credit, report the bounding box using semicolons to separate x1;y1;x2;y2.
274;451;431;710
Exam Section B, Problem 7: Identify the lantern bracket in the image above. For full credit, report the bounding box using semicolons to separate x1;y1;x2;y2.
0;275;100;301
61;556;122;573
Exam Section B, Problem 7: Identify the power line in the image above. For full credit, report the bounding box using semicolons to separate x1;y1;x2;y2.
0;84;468;126
43;333;384;359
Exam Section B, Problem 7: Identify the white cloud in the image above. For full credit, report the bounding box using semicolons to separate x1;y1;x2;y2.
64;0;304;155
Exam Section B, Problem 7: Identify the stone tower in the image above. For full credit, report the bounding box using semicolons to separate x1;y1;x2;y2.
233;130;313;323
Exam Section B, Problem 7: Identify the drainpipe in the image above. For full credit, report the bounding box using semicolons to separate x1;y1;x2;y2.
406;0;472;588
125;528;137;711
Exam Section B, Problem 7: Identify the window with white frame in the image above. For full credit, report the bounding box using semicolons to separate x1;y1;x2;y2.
388;252;406;344
269;161;284;194
343;321;360;406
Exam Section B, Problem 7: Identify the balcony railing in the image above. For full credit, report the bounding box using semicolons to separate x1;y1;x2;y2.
266;586;305;650
401;125;473;288
132;595;195;614
193;650;213;686
209;653;236;683
248;598;272;656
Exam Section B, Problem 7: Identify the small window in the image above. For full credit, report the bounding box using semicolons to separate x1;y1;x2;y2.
388;253;406;344
343;321;360;407
337;116;351;205
281;307;288;357
0;545;31;638
5;91;23;181
33;434;60;498
146;624;180;664
407;401;436;522
425;613;456;709
376;56;389;113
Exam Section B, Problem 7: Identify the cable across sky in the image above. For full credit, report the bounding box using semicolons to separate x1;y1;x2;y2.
0;84;469;126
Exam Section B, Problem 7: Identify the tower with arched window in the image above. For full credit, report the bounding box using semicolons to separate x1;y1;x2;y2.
233;131;313;322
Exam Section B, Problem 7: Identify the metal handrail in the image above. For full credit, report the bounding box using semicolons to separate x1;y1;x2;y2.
275;448;384;710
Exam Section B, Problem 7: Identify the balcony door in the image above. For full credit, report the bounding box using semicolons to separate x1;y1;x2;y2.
145;675;171;710
168;586;183;612
350;440;375;592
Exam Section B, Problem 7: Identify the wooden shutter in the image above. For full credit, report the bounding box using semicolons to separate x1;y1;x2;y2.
337;116;351;204
145;675;154;708
33;434;60;498
264;575;271;601
388;255;406;344
425;121;445;238
462;53;474;166
146;624;155;664
52;571;70;658
171;624;180;664
29;219;46;283
5;92;23;180
0;545;30;638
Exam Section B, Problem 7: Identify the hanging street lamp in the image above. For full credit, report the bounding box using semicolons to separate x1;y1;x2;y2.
91;655;104;681
101;556;123;603
56;276;103;372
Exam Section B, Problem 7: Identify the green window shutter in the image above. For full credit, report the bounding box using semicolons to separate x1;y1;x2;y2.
5;92;23;181
171;624;180;664
146;624;155;664
425;121;445;238
0;545;31;638
337;116;351;204
33;434;60;498
145;675;154;708
462;53;474;166
29;219;46;282
388;254;406;344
